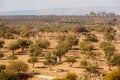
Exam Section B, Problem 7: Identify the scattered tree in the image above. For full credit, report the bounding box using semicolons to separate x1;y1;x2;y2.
80;41;93;55
100;42;115;57
44;53;57;70
28;56;38;68
8;42;20;55
8;55;18;61
65;56;77;67
7;60;28;73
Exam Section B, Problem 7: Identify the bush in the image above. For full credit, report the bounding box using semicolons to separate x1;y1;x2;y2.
80;60;90;67
0;71;19;80
104;69;120;80
85;34;98;42
80;41;93;54
65;73;78;80
7;60;28;73
71;25;87;33
65;56;77;67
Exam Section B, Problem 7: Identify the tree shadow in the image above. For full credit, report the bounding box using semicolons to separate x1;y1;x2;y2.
16;52;27;55
35;66;48;69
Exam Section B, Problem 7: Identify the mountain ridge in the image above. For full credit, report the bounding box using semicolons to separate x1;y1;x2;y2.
0;7;120;15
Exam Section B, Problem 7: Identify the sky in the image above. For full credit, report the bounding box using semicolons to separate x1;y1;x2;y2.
0;0;120;11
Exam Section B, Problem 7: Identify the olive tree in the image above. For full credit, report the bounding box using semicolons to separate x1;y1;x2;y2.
65;34;79;48
65;56;77;67
54;42;69;62
7;60;28;73
44;53;57;70
104;27;116;42
80;41;93;56
36;39;50;50
100;42;115;57
29;43;42;57
17;39;32;52
8;42;20;55
8;55;18;61
28;56;38;68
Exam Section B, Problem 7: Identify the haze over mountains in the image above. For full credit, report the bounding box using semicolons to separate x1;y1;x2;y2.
0;7;120;15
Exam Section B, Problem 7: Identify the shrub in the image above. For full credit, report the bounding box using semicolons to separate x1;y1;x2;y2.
65;73;78;80
104;69;120;80
7;60;28;73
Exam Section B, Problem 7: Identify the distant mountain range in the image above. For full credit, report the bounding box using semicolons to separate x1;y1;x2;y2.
0;7;120;15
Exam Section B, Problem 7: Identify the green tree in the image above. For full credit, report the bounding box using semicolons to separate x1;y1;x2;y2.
65;56;77;67
100;42;115;57
54;42;69;62
8;55;18;61
17;39;32;52
80;60;90;67
107;54;120;69
8;42;20;55
80;41;93;55
65;34;79;47
29;44;42;57
85;34;98;42
36;39;50;49
21;26;34;38
7;60;28;73
80;60;99;77
28;56;38;68
44;53;57;70
104;27;116;42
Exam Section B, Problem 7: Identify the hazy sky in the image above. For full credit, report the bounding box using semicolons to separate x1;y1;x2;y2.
0;0;119;11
